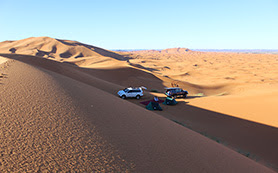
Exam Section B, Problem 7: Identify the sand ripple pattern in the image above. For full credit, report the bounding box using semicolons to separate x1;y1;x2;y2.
0;61;132;172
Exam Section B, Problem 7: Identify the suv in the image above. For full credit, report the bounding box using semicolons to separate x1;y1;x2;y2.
165;87;188;98
118;87;143;99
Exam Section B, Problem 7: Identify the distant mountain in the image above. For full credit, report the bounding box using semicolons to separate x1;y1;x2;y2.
120;48;192;54
116;48;278;54
161;48;191;54
193;49;278;54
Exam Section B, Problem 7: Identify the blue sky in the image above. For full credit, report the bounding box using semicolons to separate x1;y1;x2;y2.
0;0;277;49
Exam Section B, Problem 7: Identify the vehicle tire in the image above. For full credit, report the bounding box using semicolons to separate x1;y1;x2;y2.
121;95;126;99
183;94;187;98
136;95;140;99
173;95;177;99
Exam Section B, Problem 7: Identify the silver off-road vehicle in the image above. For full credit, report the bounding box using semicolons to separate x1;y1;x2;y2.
117;87;144;99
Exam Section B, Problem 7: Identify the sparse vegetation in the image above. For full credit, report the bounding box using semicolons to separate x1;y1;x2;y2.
237;149;250;158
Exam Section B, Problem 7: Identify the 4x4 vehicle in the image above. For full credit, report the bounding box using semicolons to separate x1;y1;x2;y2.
165;87;188;98
118;87;143;99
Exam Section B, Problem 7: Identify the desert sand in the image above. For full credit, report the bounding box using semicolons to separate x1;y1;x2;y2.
0;57;7;64
0;37;277;172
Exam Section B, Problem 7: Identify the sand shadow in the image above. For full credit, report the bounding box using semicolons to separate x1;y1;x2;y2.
160;99;278;170
128;62;159;72
185;95;203;99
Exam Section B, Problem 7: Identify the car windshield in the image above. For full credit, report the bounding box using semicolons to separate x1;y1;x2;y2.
123;88;129;92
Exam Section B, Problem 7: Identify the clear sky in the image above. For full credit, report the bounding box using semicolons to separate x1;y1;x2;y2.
0;0;277;49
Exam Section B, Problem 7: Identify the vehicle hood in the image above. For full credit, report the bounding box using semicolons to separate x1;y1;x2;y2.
117;90;125;95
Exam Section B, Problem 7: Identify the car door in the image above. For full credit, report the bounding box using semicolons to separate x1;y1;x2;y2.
129;90;136;97
175;89;181;95
126;90;132;97
176;89;182;95
135;89;142;96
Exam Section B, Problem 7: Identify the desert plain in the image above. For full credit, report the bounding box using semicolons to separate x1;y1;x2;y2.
0;37;277;172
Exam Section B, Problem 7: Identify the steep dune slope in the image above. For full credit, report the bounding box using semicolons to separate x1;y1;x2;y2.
0;58;275;172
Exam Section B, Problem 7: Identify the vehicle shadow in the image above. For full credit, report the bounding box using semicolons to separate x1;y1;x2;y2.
184;95;203;99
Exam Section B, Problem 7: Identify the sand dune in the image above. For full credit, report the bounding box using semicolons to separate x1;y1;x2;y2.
0;37;278;171
127;50;278;95
0;37;128;62
0;57;274;172
0;56;7;64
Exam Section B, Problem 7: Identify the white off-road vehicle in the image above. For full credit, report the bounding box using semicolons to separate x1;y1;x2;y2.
117;87;145;99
